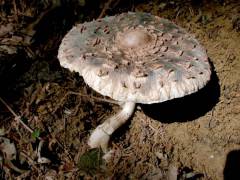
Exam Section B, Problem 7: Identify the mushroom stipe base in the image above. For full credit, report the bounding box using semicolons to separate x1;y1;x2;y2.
88;102;136;152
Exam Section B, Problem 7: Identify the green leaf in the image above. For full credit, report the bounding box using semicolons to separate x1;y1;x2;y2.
31;129;40;140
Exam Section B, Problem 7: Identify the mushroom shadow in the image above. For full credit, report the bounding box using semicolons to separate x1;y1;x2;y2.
140;61;220;123
224;149;240;180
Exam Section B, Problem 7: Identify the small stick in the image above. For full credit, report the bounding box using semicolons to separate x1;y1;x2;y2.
0;97;42;140
20;151;38;170
68;91;120;105
98;0;114;19
53;91;120;114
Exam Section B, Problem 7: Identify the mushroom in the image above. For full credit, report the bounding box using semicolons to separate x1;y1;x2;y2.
58;12;211;152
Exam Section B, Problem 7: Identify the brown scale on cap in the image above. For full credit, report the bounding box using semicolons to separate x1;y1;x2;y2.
121;81;127;88
159;80;164;87
132;67;148;78
193;57;199;61
92;37;101;47
186;74;196;79
97;68;109;77
133;82;141;89
80;26;86;33
149;62;164;70
186;62;194;69
172;41;179;46
161;46;168;52
178;50;184;56
94;26;101;33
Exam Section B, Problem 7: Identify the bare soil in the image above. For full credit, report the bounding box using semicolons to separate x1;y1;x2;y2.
0;0;239;179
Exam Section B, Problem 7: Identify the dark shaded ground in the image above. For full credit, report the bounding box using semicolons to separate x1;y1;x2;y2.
0;0;240;179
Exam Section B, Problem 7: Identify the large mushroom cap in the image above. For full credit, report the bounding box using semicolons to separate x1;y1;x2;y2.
58;12;211;104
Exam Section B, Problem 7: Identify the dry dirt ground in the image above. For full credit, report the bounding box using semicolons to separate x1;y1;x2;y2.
0;0;240;179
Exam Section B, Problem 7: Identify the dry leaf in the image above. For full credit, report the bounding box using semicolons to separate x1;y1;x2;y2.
0;137;16;161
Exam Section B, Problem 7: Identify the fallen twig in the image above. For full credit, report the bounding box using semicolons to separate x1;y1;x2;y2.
68;91;120;105
53;91;120;114
0;97;42;140
98;0;114;19
20;151;37;169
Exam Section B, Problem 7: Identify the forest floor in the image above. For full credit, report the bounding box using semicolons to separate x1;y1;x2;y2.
0;0;240;179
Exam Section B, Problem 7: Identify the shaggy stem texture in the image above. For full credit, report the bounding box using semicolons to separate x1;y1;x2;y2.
88;101;136;152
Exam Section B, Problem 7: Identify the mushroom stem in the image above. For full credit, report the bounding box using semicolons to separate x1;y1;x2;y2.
88;101;136;152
